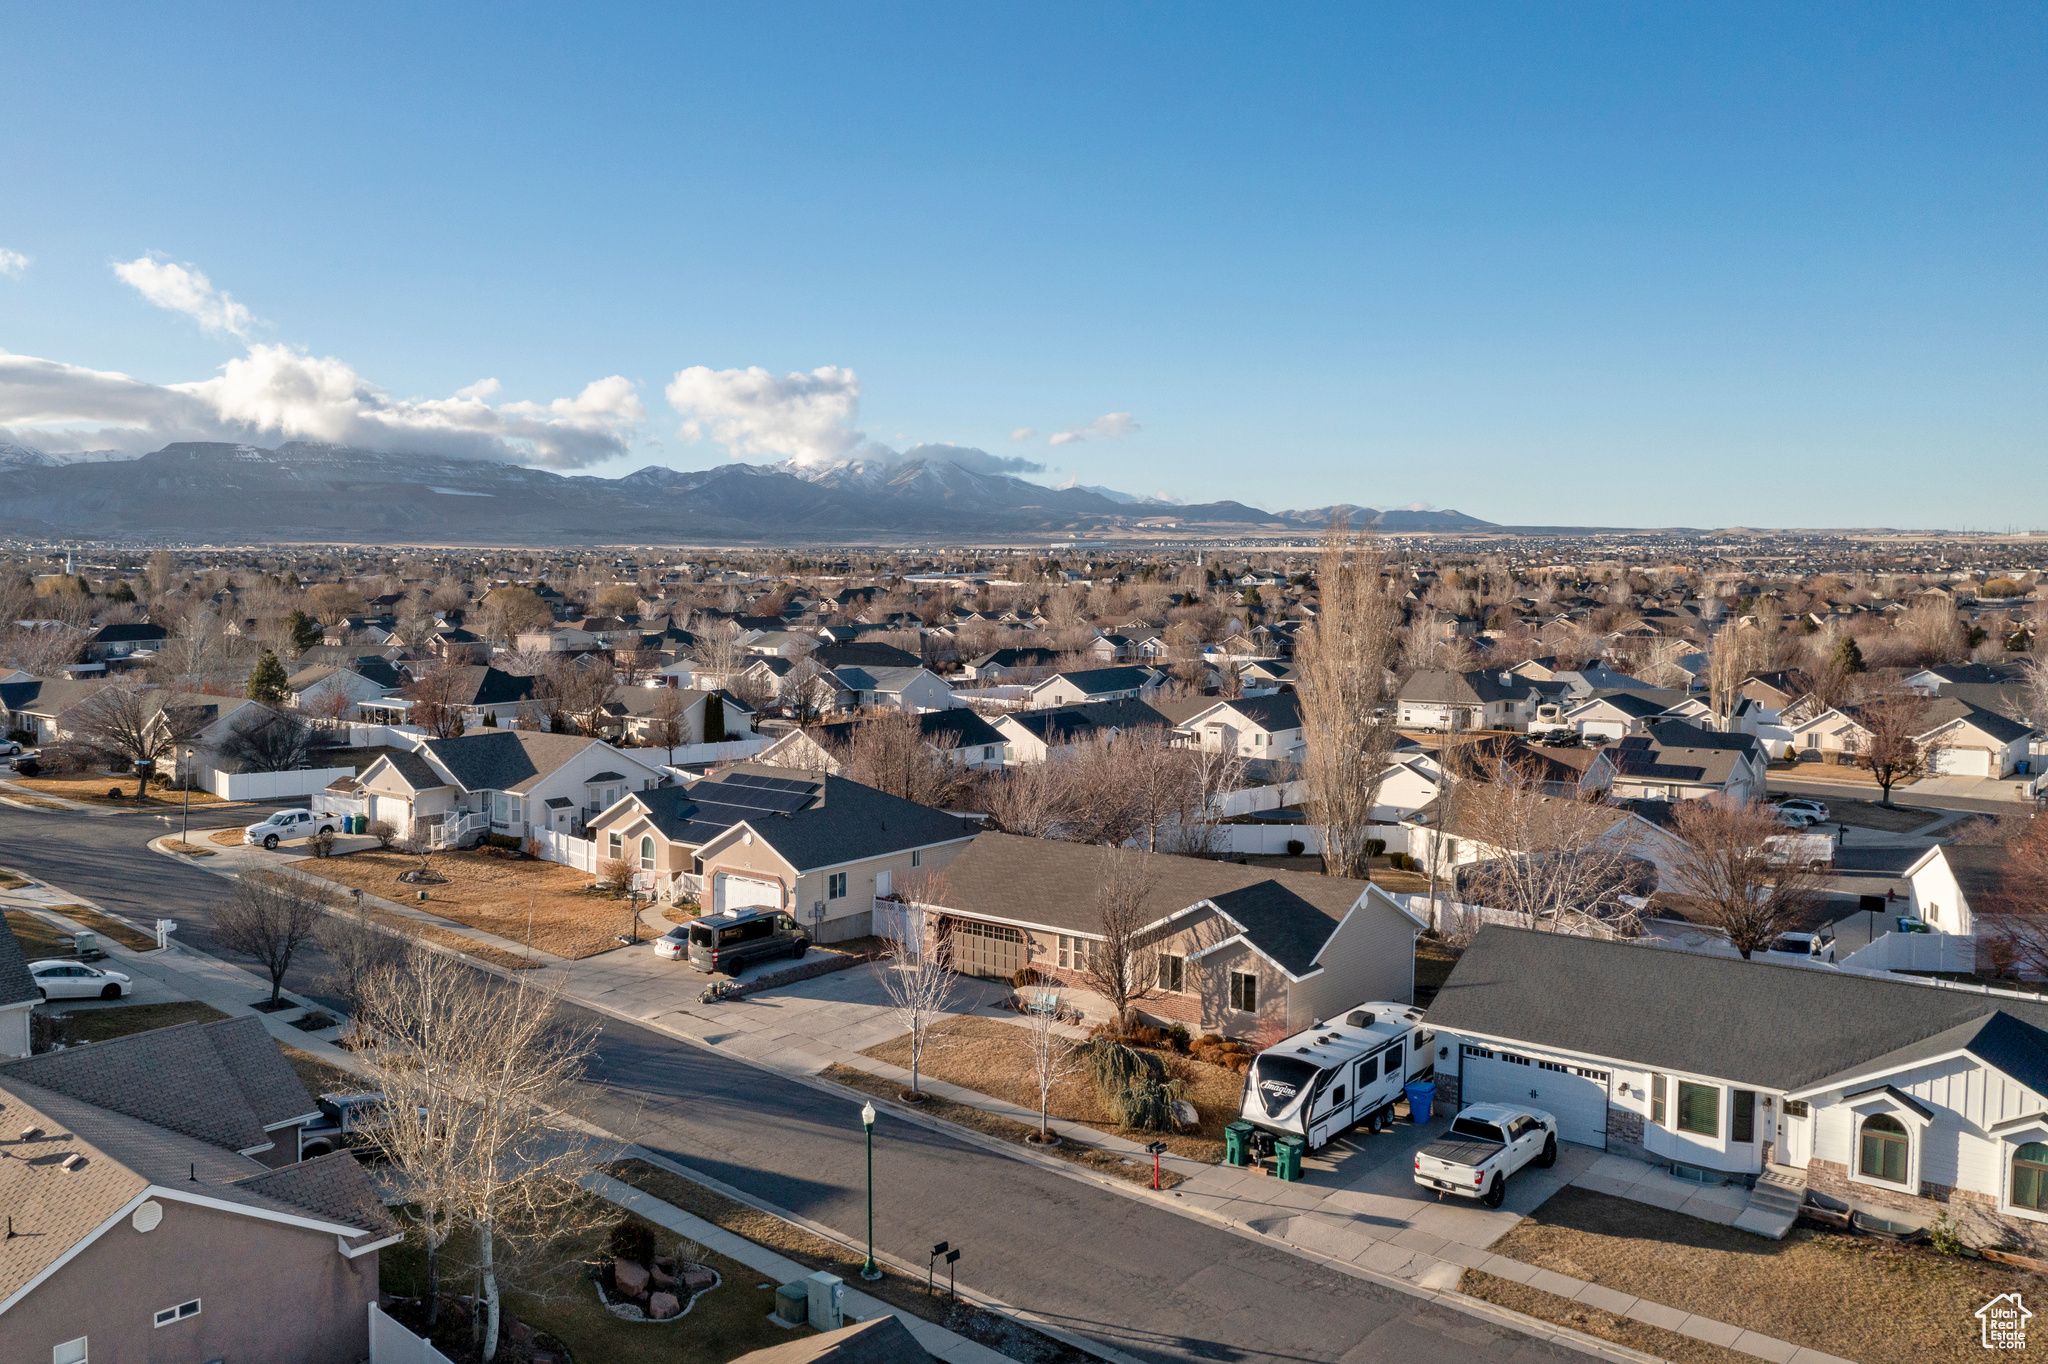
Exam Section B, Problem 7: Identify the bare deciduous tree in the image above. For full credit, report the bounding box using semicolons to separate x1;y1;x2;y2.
67;684;204;797
1856;686;1944;808
313;897;407;1020
832;707;970;808
1020;988;1085;1142
976;760;1070;838
405;663;473;739
214;870;333;1007
878;937;958;1099
1295;515;1403;877
1450;762;1651;937
1666;798;1826;959
217;706;320;772
1081;851;1159;1028
646;686;688;763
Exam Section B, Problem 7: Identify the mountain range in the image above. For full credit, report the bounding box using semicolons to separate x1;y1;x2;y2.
0;440;1496;545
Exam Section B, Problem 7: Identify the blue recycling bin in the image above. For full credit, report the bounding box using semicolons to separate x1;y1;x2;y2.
1405;1081;1437;1123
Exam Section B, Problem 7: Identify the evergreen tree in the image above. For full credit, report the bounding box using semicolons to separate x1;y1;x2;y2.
248;649;291;705
702;692;727;743
286;609;324;652
1833;636;1866;675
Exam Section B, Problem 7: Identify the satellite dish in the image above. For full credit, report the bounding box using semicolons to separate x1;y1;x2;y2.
132;1200;163;1233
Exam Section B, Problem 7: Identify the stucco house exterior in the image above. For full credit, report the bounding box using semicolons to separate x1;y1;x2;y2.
1397;669;1550;733
584;764;976;940
0;915;36;1059
1429;928;2048;1250
906;833;1425;1036
1179;693;1305;762
1025;666;1162;709
758;709;1009;772
355;730;666;845
0;1017;397;1364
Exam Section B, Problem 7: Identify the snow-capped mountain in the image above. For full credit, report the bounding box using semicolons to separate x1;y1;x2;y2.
0;442;141;469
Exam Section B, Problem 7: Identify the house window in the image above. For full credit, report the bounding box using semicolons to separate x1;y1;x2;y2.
1859;1114;1910;1185
1155;953;1185;993
1057;935;1098;971
1229;970;1258;1013
1650;1074;1668;1127
1462;1045;1494;1060
2013;1142;2048;1211
828;872;847;900
1731;1090;1756;1144
1676;1081;1719;1137
607;832;623;859
53;1340;87;1364
910;849;922;868
1783;1099;1810;1118
639;836;655;872
152;1299;201;1327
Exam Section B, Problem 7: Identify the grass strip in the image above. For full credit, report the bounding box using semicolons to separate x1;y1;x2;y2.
822;1061;1187;1190
603;1158;1097;1363
52;1000;230;1044
47;904;159;951
1459;1269;1752;1364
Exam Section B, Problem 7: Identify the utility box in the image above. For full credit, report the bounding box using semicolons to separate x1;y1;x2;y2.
805;1272;844;1330
774;1282;808;1325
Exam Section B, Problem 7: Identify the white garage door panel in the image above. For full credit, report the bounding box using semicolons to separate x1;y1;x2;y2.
1462;1047;1610;1149
1931;747;1990;777
714;875;782;913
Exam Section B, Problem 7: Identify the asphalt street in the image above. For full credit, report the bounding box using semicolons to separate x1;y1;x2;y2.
0;803;1596;1364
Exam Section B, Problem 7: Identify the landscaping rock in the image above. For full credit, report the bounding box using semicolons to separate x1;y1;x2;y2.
681;1265;717;1293
647;1291;681;1320
1172;1099;1200;1128
649;1262;676;1291
614;1259;650;1296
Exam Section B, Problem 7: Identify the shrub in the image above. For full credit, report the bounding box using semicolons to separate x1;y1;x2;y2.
1286;839;1305;856
597;858;634;897
1087;1038;1186;1131
1010;965;1044;987
308;830;336;858
1927;1210;1965;1256
1166;1021;1191;1052
5;729;32;747
106;786;124;800
484;831;522;850
367;820;397;850
608;1217;656;1266
1365;839;1385;858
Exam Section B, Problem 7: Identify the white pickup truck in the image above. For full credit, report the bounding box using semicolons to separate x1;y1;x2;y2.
1412;1103;1559;1207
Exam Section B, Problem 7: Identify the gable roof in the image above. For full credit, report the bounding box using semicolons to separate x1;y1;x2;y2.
0;914;37;1008
1430;927;2048;1094
427;665;537;708
421;730;646;795
997;699;1172;745
1398;669;1540;706
730;1315;935;1364
0;678;108;718
804;709;1004;751
1030;666;1157;696
1191;692;1304;732
934;831;1391;977
616;764;971;869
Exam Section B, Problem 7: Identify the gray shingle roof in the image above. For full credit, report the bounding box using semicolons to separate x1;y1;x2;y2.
934;832;1378;976
421;730;618;794
1428;927;2048;1093
619;765;972;869
0;913;37;1008
999;699;1171;744
805;709;1004;751
1033;666;1157;696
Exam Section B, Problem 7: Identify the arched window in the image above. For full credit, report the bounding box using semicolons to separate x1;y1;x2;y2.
1859;1114;1910;1185
2013;1143;2048;1211
639;836;655;872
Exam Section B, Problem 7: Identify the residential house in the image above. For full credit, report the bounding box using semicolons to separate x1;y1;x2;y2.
583;765;975;940
1400;788;1687;890
993;699;1174;764
828;664;955;714
911;833;1425;1036
286;662;398;719
599;687;754;751
0;1018;397;1364
0;915;36;1059
1428;926;2048;1251
1901;843;2025;950
1556;688;1690;740
362;664;544;731
758;710;1009;772
1789;697;2034;778
82;621;168;663
355;730;666;844
1179;693;1306;762
1397;669;1548;733
963;647;1064;682
1597;722;1768;802
0;678;108;745
1025;666;1162;709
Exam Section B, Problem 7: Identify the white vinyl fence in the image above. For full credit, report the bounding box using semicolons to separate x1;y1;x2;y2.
368;1303;457;1364
1212;779;1309;818
208;766;358;801
873;898;928;956
1840;930;1975;975
1206;824;1324;855
654;736;767;766
537;828;598;872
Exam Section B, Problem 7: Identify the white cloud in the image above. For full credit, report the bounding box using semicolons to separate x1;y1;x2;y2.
113;255;257;338
1008;427;1037;441
664;364;1042;475
0;344;644;468
1048;411;1140;446
0;248;28;278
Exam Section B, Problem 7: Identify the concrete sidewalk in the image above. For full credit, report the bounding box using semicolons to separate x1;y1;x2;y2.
138;839;1845;1364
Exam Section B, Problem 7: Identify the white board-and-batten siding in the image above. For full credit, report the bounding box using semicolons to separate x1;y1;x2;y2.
1810;1055;2046;1196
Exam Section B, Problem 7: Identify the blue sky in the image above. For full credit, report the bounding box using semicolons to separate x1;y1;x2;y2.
2;3;2042;527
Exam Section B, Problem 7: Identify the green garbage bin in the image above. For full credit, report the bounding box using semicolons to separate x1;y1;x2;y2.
1225;1120;1254;1168
1275;1134;1305;1182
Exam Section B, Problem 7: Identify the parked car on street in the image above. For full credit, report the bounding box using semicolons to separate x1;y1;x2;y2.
0;739;22;756
682;907;808;974
1413;1102;1558;1208
1772;797;1831;822
1774;807;1826;829
28;959;134;1000
243;808;336;849
1766;929;1838;964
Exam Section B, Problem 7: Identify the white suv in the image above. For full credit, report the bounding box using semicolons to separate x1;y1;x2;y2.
243;809;336;849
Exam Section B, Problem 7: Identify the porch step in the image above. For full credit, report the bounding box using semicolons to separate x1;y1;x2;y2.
1733;1165;1807;1240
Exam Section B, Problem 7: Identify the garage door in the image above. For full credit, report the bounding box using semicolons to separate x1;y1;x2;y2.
1460;1044;1610;1149
1930;747;1990;777
714;874;782;914
948;919;1023;979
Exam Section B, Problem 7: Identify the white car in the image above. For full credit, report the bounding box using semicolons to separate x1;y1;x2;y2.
1775;808;1826;829
29;959;133;1000
1414;1103;1559;1207
244;809;337;849
0;739;22;756
1774;797;1831;822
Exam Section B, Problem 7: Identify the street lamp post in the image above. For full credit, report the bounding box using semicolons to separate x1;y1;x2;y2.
180;746;194;842
860;1100;881;1281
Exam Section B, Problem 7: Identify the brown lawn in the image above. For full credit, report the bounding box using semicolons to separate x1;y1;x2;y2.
279;1042;364;1097
1485;1186;2045;1364
4;909;76;960
205;826;248;847
860;1014;1236;1162
1460;1270;1751;1364
53;1000;231;1045
308;848;630;959
8;772;228;807
44;904;159;952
